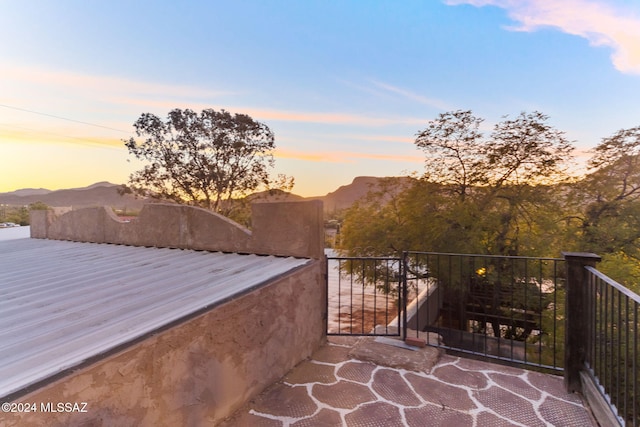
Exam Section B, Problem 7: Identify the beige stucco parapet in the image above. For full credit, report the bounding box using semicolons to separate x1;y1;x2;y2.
30;200;324;259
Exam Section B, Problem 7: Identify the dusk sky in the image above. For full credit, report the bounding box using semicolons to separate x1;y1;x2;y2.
1;0;640;197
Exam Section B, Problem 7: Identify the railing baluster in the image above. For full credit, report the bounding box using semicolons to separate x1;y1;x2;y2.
337;259;342;333
633;302;640;425
361;259;365;333
538;260;543;366
624;295;629;426
552;259;556;361
599;276;605;396
617;290;621;420
510;257;516;362
349;260;354;334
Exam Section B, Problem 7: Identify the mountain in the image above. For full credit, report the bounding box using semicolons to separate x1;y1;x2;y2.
0;182;146;211
83;181;117;190
4;188;52;197
308;176;413;212
247;189;306;203
0;176;412;213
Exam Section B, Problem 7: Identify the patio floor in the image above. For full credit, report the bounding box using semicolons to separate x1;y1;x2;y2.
220;335;597;427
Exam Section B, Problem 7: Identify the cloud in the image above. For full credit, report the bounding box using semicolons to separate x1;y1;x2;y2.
340;134;416;144
339;78;454;112
368;80;454;111
445;0;640;75
2;63;429;132
0;125;124;149
275;148;423;164
245;108;426;127
2;63;229;103
111;99;426;127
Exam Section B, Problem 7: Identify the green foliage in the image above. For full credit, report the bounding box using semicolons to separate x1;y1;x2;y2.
341;113;640;420
339;177;415;256
569;126;640;285
342;110;574;259
342;111;640;288
535;287;565;368
598;252;640;293
123;108;293;219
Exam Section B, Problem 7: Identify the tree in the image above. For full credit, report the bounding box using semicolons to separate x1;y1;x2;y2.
484;111;574;187
123;108;293;218
415;110;485;200
407;110;574;257
572;126;640;290
414;110;573;195
339;177;415;257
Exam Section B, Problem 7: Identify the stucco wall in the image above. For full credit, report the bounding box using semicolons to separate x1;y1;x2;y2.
5;260;325;427
30;200;324;259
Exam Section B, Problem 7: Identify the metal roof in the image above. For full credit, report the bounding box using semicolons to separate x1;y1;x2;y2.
0;238;310;400
0;225;30;241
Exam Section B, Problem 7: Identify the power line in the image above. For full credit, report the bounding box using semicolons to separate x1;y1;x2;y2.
0;122;124;151
0;103;130;134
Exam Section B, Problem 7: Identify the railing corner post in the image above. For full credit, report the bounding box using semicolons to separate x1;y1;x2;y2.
562;251;601;394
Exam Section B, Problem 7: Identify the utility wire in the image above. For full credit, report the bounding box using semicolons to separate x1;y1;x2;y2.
0;103;130;134
0;122;124;151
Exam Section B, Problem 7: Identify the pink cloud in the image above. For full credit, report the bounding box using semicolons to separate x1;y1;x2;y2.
275;148;423;164
244;108;425;127
108;98;425;127
0;125;124;149
446;0;640;74
1;64;228;101
2;63;426;128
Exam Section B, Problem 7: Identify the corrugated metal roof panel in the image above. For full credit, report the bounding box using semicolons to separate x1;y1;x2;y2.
0;238;311;399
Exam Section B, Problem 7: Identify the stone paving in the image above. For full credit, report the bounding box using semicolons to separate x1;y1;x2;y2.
220;336;598;426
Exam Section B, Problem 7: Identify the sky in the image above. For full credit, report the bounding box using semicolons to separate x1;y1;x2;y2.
1;0;639;197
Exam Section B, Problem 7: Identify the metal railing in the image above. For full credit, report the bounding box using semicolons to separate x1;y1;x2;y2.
403;251;565;372
584;266;639;426
326;256;402;336
326;249;640;425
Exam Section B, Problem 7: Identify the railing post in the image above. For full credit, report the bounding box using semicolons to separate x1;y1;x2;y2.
402;251;408;341
562;252;601;393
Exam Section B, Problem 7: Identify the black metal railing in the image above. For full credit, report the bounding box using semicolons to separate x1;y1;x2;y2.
326;256;402;336
326;249;640;425
403;251;565;372
584;266;639;427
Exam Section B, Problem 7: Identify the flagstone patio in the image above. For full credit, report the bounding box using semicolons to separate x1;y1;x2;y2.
220;335;597;426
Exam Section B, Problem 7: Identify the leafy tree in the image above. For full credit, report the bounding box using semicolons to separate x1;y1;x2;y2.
339;177;415;256
572;126;640;290
484;111;574;187
415;110;485;200
123;108;293;218
405;110;573;255
415;110;573;196
340;110;575;346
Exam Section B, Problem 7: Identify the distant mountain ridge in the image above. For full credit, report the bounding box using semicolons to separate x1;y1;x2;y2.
0;182;145;210
4;188;52;197
0;177;410;212
307;176;413;212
